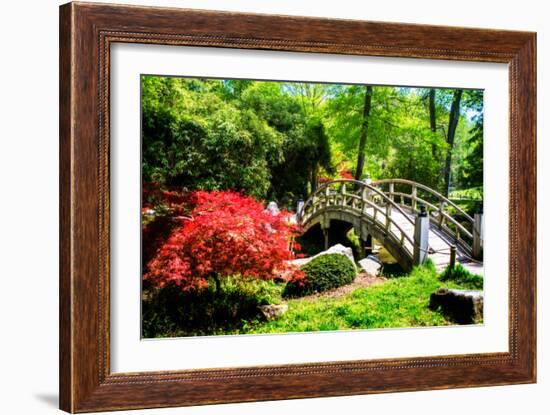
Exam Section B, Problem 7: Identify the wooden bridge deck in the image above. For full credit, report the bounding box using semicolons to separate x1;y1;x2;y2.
389;207;483;275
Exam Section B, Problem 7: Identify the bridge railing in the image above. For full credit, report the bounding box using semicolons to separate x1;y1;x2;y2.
300;179;416;259
371;179;477;256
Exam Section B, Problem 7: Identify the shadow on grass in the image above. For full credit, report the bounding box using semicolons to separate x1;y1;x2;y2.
380;262;407;278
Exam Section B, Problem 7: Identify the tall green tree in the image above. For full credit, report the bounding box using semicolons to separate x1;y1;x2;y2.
237;81;332;204
355;86;373;181
457;90;484;192
443;89;463;196
327;85;449;190
428;88;439;158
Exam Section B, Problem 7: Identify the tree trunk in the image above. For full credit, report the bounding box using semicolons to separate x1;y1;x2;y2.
428;89;439;159
429;89;437;133
212;274;221;296
443;89;463;197
354;85;373;181
310;165;318;192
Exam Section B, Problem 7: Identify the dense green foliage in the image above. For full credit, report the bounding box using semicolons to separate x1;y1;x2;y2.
283;254;356;297
142;77;484;206
142;276;284;337
142;77;283;198
456;90;484;191
440;264;484;290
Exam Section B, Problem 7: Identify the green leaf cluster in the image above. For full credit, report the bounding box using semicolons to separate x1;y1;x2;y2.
440;264;484;290
283;254;356;297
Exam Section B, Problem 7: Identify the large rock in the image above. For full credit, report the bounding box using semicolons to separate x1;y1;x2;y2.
320;244;356;265
259;304;288;320
429;288;483;324
288;244;356;269
358;255;383;276
266;201;280;216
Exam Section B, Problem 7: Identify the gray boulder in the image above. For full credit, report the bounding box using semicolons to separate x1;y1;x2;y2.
321;244;356;266
288;244;356;269
259;304;288;320
266;201;280;216
358;255;383;275
429;288;483;324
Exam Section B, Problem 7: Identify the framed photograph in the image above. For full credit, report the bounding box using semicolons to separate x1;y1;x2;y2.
59;2;536;412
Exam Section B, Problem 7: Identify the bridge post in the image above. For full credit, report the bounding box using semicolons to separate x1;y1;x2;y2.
323;229;329;250
341;182;346;206
296;198;304;221
320;215;330;250
413;205;430;265
449;245;457;268
363;234;373;257
438;201;445;228
473;208;484;259
385;203;391;230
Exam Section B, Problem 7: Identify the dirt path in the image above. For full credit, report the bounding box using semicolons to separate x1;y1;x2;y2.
299;272;387;301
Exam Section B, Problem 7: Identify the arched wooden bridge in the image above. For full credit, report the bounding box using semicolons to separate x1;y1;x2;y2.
298;179;483;274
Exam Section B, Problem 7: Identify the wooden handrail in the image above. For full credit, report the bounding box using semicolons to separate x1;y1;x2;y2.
372;179;474;222
308;179;415;226
300;180;416;256
382;191;473;241
299;178;479;259
372;179;476;252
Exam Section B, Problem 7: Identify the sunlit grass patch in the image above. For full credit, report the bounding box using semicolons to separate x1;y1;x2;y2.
246;261;479;334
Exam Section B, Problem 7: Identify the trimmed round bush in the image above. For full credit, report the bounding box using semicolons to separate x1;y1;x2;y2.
284;254;356;298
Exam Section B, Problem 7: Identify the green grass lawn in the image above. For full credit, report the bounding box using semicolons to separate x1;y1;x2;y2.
239;261;482;335
143;261;483;337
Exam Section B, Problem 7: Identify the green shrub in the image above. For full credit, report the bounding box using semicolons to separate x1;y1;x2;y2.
284;254;356;298
346;228;364;260
220;275;284;306
142;275;284;338
440;264;483;290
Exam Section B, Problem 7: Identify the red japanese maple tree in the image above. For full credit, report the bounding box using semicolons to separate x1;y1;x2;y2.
338;169;354;180
144;190;303;292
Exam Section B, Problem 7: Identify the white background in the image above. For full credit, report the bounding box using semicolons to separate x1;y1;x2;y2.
111;44;509;372
0;0;547;414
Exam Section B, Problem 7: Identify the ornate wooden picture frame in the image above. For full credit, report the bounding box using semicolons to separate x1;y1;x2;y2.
59;2;536;412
